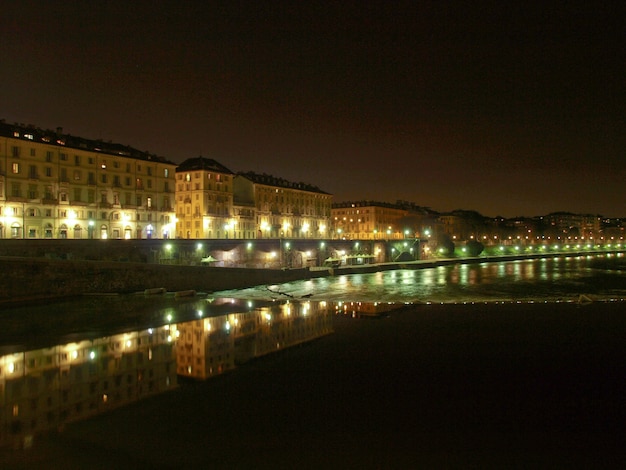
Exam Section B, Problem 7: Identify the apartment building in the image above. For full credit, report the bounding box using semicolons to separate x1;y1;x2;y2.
331;200;437;240
233;171;332;239
0;121;177;239
175;157;237;239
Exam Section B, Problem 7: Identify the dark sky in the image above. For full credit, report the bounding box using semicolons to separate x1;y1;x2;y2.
1;1;624;217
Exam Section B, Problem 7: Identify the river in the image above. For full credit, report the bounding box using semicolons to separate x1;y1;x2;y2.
1;253;626;467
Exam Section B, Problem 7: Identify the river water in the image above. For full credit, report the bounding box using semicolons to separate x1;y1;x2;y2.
216;253;626;303
1;253;626;465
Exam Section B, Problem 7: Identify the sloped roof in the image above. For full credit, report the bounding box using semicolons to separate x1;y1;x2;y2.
176;156;235;174
237;171;330;194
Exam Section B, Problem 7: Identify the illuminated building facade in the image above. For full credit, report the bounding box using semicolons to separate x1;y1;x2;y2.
331;200;434;240
0;121;177;239
233;172;332;239
175;157;238;239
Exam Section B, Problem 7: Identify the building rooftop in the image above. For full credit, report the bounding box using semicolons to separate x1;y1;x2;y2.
237;171;330;194
332;200;437;215
176;156;235;174
0;119;175;164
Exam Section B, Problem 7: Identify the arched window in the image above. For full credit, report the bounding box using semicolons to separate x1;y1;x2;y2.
74;224;82;239
59;224;68;239
101;225;108;239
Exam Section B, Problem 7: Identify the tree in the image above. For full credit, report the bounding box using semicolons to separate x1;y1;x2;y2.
466;239;484;256
437;234;455;257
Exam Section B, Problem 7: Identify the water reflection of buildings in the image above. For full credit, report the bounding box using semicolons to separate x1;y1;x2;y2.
0;300;333;448
175;301;333;380
333;301;401;318
0;325;177;449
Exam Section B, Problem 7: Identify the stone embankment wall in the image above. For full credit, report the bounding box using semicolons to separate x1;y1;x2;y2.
0;257;329;305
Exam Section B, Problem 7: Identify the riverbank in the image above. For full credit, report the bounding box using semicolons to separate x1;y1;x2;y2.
1;250;623;306
3;301;626;469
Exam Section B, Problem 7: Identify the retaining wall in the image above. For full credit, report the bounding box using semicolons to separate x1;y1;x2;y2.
0;257;329;305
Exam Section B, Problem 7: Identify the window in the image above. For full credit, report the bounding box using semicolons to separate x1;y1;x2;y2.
147;197;152;208
12;163;20;174
88;172;96;185
74;155;81;166
164;168;169;178
137;164;142;172
136;178;143;190
45;167;52;177
11;146;20;157
74;188;82;202
136;196;142;206
28;184;38;199
101;174;107;184
60;168;68;182
46;151;53;162
73;170;81;181
125;177;131;186
113;161;120;168
28;165;38;178
147;179;152;189
88;157;94;164
147;167;152;176
60;153;68;161
30;148;36;157
164;181;170;192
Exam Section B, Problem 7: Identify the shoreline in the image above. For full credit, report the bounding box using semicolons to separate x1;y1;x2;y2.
1;249;623;308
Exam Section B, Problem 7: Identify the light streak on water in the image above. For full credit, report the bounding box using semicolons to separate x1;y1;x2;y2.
216;256;626;304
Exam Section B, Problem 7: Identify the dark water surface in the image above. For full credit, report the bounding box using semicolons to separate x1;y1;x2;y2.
2;255;626;468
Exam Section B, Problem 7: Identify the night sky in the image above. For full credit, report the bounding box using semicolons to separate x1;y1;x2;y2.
1;1;624;217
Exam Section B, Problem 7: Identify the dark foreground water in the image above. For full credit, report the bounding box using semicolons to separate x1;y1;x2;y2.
1;255;626;469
